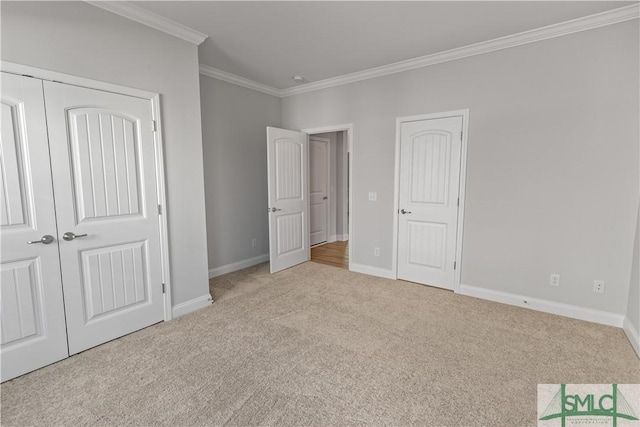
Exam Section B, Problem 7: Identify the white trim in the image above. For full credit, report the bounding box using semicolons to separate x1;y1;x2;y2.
350;263;395;280
455;114;470;293
209;253;270;278
302;124;354;273
338;234;349;241
85;1;208;45
392;109;470;293
1;61;174;323
151;95;173;321
193;5;639;99
172;294;212;318
458;284;624;328
341;133;349;243
1;61;156;99
200;65;282;97
623;316;640;358
328;235;337;243
280;4;639;97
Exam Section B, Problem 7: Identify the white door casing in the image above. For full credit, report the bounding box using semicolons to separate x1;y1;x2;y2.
43;81;165;355
309;136;329;246
0;73;69;381
396;115;464;290
267;127;309;273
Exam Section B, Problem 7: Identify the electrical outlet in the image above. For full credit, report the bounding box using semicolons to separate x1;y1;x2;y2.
368;192;377;201
549;274;560;287
374;247;380;256
593;280;605;294
251;238;257;248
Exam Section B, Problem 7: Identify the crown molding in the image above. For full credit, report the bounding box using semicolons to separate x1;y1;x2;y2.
199;65;282;97
280;4;640;97
196;4;639;98
86;1;208;45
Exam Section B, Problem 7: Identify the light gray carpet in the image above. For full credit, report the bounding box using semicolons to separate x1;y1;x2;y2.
2;262;638;426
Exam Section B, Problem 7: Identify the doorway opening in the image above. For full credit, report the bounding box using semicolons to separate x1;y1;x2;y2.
307;129;350;270
266;124;352;274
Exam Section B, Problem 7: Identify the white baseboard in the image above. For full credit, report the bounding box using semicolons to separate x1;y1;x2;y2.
623;316;640;358
328;234;337;243
350;263;395;279
338;234;349;241
458;284;624;327
209;253;269;278
172;294;212;318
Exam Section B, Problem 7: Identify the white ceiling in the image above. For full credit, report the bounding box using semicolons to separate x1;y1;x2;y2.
132;1;634;90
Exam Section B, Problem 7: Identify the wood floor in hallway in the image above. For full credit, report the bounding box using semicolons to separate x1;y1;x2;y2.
310;240;349;269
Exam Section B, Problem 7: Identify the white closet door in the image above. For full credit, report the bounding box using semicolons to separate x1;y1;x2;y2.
43;81;164;355
267;127;309;273
397;116;463;289
309;136;329;246
0;73;68;381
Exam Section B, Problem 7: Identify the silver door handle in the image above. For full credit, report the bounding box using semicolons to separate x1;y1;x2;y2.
27;235;55;244
323;196;328;200
270;207;282;212
63;232;88;241
400;209;412;215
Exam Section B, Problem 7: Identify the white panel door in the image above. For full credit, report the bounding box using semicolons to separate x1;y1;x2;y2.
43;81;164;355
309;136;329;246
0;73;68;381
397;116;463;289
267;127;309;273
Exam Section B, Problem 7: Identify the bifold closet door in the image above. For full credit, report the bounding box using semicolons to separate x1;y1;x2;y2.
43;81;165;355
0;73;69;381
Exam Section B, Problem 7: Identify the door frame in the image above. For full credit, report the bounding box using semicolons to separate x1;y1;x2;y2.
0;60;174;321
309;135;331;246
392;109;469;292
302;124;353;271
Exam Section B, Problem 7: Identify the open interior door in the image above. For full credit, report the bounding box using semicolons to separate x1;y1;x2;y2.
266;127;309;273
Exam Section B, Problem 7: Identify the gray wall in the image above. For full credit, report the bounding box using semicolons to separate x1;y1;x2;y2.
1;2;210;306
282;21;639;315
628;202;640;337
200;75;281;271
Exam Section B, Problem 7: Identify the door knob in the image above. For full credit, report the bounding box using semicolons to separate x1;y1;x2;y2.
270;207;282;212
62;232;88;241
400;209;412;215
27;235;55;244
323;196;328;200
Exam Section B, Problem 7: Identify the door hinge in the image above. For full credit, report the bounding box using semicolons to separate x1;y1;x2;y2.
162;283;166;294
158;204;162;215
151;120;157;132
460;131;463;141
457;198;460;207
454;261;457;270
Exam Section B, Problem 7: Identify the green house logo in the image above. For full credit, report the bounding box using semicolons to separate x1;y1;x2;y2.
539;384;639;427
